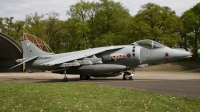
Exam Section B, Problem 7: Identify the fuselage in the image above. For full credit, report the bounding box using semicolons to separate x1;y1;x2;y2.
27;45;139;70
11;38;193;79
25;39;192;72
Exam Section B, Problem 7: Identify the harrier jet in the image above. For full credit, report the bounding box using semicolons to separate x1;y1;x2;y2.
10;38;193;82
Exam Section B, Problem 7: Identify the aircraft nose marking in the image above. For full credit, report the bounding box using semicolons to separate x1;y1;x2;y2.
165;52;174;60
190;52;194;56
165;52;169;57
165;52;169;59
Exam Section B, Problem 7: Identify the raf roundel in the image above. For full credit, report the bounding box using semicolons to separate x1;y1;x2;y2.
127;53;131;58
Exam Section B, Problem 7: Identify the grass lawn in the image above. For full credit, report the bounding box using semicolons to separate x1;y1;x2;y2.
0;82;199;112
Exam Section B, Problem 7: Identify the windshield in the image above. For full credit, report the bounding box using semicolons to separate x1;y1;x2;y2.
134;39;165;49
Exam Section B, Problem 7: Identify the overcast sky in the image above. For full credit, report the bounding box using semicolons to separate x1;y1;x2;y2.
0;0;199;21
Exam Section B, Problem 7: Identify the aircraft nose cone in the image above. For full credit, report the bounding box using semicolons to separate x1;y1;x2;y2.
170;49;192;59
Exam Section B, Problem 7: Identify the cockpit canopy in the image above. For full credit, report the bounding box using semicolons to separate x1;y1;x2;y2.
131;39;165;49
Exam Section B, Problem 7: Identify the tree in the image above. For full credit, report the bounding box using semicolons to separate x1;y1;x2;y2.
0;17;15;37
23;12;65;53
62;18;88;51
181;2;200;59
45;11;63;52
128;3;182;47
0;17;4;33
92;0;130;46
67;0;99;48
24;12;45;38
12;20;25;42
67;0;130;48
4;17;15;37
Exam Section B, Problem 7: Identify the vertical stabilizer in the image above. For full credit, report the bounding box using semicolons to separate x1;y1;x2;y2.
20;38;53;58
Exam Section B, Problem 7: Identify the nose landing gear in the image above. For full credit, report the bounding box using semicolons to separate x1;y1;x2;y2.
123;68;135;80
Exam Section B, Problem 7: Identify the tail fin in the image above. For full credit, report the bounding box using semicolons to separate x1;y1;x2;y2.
20;38;53;58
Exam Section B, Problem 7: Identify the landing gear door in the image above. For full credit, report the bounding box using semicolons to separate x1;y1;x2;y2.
140;48;149;63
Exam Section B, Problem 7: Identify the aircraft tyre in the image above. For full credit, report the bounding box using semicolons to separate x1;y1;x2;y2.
123;72;133;80
80;74;90;80
63;78;68;82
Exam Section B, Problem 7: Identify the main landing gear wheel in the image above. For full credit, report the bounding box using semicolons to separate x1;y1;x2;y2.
63;78;68;82
63;68;68;82
80;74;91;80
123;72;133;80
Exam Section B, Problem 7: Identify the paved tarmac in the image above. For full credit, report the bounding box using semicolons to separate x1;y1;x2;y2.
0;71;200;100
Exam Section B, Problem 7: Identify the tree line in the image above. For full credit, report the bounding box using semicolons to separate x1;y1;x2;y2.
0;0;200;60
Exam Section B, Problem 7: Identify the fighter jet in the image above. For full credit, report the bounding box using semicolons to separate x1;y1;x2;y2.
10;38;193;82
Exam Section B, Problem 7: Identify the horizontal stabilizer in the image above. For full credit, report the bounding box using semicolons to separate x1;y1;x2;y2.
9;56;38;69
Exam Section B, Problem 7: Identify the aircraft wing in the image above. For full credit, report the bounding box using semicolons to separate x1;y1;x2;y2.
41;46;124;66
9;56;38;69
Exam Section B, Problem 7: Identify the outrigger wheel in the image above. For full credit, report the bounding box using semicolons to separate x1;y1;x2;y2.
123;72;133;80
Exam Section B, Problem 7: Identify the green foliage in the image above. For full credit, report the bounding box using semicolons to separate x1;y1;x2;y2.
44;12;64;52
0;83;199;112
2;17;15;36
91;0;130;46
24;12;45;37
181;2;200;59
66;0;130;48
0;0;200;57
9;20;25;45
127;3;182;47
